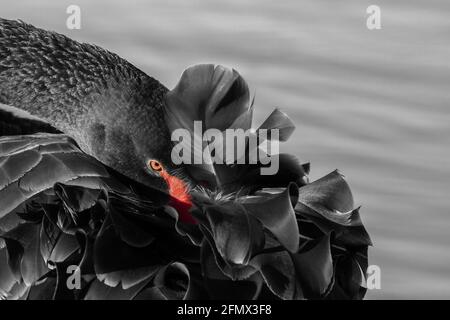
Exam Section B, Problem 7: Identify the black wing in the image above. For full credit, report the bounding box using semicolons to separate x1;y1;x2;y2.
0;133;131;223
0;106;60;136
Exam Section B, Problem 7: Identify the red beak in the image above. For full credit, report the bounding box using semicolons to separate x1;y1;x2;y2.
160;170;197;224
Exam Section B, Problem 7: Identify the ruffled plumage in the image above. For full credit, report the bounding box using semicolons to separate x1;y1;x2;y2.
0;64;371;300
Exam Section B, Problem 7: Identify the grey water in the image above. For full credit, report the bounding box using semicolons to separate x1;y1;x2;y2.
1;0;449;299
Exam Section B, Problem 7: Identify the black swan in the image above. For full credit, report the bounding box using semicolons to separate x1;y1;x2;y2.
0;18;371;300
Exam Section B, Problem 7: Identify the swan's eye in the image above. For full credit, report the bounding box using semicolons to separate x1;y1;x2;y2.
148;160;163;172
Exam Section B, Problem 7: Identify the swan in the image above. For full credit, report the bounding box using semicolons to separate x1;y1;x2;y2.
0;18;371;300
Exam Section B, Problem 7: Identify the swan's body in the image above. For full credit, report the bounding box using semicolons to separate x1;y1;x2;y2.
0;18;370;301
0;18;172;185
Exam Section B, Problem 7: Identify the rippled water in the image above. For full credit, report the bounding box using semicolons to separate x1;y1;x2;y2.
1;0;449;299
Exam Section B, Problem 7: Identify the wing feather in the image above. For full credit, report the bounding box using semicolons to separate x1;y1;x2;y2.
0;133;125;220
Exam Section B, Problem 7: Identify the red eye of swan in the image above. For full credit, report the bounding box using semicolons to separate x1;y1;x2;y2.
148;160;163;172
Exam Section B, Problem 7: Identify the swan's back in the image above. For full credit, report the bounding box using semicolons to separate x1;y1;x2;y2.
0;18;173;181
0;17;168;121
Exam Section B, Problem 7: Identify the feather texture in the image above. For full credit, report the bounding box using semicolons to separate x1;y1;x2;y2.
0;22;371;298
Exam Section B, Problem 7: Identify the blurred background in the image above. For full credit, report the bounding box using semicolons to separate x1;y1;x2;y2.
1;0;449;299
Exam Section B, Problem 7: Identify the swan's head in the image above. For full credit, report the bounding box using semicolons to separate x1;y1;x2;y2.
144;158;196;224
95;131;197;223
100;64;255;224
